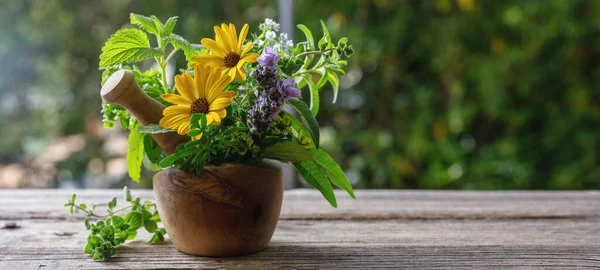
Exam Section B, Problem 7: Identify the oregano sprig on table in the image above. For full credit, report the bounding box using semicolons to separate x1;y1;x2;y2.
65;187;166;261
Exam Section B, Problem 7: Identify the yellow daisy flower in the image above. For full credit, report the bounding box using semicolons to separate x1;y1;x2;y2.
191;23;259;81
159;64;237;139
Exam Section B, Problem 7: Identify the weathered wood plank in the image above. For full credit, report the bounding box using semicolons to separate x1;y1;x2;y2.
1;189;599;220
0;189;599;269
1;219;599;269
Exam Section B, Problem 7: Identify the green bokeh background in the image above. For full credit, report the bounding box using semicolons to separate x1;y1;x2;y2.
1;0;599;189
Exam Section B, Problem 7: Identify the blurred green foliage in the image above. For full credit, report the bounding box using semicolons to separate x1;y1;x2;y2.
1;0;599;189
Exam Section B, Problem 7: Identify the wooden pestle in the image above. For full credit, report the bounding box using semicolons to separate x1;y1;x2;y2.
101;70;188;155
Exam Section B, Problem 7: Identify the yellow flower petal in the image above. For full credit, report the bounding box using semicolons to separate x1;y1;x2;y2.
240;41;253;56
238;24;249;50
215;25;233;52
209;96;234;111
162;94;191;106
164;106;191;116
214;109;227;118
177;122;191;135
236;66;247;81
192;55;225;69
228;24;238;48
174;74;196;101
160;114;188;129
204;113;214;125
207;75;232;102
240;52;259;63
208;111;222;125
201;38;227;56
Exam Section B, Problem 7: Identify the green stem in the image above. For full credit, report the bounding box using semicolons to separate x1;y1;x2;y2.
160;61;170;94
73;202;155;219
296;47;337;58
165;49;179;64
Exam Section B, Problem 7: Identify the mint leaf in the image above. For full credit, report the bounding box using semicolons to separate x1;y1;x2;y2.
294;161;337;207
127;121;145;182
99;28;162;67
162;16;178;36
130;13;158;34
310;149;355;199
287;99;320;148
168;34;203;61
263;141;313;162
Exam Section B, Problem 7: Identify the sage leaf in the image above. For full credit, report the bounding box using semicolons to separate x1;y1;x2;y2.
263;141;313;162
310;149;356;199
294;161;337;207
287;98;320;148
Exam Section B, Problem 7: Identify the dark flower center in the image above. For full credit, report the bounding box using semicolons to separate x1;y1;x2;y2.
224;52;241;68
190;98;209;114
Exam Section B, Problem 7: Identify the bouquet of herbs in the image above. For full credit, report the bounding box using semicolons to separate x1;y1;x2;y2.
66;14;354;260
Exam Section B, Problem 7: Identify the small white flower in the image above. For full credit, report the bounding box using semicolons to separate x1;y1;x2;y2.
266;30;277;40
285;40;294;48
264;18;280;32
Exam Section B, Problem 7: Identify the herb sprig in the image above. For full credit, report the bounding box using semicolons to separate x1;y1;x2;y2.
65;187;166;261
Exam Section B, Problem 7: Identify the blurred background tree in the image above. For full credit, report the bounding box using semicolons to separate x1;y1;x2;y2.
0;0;599;189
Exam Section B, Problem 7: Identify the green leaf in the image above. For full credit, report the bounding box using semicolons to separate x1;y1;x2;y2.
263;141;313;162
123;186;132;202
100;226;115;240
137;124;175;134
108;197;117;210
144;220;158;233
126;230;137;240
151;16;164;37
159;147;196;168
130;13;158;35
112;216;124;226
168;34;201;61
84;244;93;254
294;162;337;207
190;113;207;129
88;235;102;247
320;20;332;45
99;28;163;67
287;99;320;148
71;194;76;203
314;67;328;89
143;135;162;164
149;232;164;244
79;204;87;210
308;76;321;116
123;212;142;232
127;121;145;182
327;72;340;103
282;111;314;147
162;16;178;36
187;129;202;137
297;24;315;50
310;149;355;199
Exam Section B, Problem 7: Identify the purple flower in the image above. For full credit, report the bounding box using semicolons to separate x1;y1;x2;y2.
276;79;301;100
257;47;281;69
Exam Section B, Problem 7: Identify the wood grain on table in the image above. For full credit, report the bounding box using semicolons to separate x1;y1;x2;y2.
0;189;599;269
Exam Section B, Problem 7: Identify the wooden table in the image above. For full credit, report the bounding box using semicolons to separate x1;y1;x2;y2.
1;189;599;269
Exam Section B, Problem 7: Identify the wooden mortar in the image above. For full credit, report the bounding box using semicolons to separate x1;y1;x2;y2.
100;70;188;154
153;160;284;256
